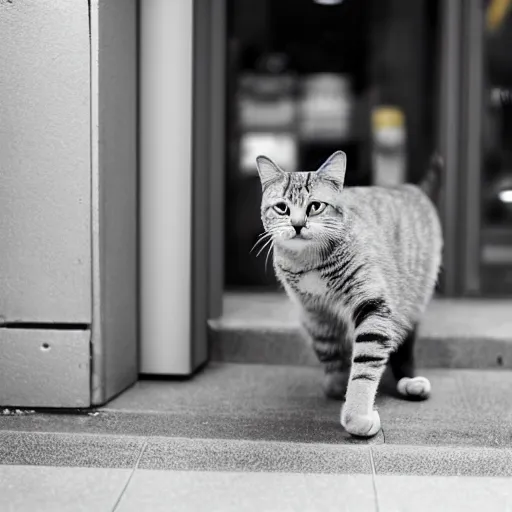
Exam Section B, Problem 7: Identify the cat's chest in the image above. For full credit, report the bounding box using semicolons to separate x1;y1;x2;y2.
282;270;353;326
281;269;330;300
296;271;329;296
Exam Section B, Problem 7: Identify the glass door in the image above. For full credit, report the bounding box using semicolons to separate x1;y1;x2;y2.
480;0;512;295
457;0;512;296
224;0;441;291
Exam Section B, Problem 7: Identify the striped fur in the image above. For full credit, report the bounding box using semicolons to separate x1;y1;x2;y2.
255;151;443;437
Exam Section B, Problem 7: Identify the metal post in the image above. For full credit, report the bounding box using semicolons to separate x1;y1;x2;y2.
140;0;225;374
437;0;464;296
140;0;195;374
460;0;484;295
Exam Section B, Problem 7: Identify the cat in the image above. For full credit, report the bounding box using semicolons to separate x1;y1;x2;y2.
255;150;443;438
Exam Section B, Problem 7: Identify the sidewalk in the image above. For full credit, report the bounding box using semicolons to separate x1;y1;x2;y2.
2;464;511;511
1;363;512;510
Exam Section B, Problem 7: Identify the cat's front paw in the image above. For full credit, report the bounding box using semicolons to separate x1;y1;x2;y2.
341;406;381;437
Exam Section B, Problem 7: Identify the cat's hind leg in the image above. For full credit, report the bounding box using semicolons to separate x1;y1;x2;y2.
389;325;431;400
302;310;351;400
314;334;351;400
322;360;351;400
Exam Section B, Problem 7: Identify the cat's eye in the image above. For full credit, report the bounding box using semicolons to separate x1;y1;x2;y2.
273;202;290;215
307;201;327;216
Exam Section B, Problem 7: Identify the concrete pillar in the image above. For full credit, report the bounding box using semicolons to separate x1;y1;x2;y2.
140;0;225;375
0;0;138;407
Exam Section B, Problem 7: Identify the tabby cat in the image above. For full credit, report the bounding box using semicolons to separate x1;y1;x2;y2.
255;151;443;437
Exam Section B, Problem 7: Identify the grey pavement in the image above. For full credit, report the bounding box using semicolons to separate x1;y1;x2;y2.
2;465;512;511
2;362;512;510
2;363;512;448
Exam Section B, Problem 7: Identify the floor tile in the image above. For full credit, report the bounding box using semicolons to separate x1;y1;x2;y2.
0;431;144;468
375;474;512;512
372;445;512;477
138;437;371;473
0;465;130;512
116;470;376;512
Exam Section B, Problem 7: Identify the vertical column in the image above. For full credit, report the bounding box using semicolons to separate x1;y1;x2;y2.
90;0;139;404
460;0;484;295
140;0;194;374
207;0;226;321
437;0;464;296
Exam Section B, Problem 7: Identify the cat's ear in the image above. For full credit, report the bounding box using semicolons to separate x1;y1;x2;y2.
317;151;346;187
255;156;285;189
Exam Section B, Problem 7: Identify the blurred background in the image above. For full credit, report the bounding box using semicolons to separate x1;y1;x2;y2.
222;0;512;297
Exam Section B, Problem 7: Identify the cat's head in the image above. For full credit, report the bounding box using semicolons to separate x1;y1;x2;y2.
256;151;347;256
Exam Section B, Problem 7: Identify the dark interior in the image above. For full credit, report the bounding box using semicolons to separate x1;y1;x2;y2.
224;0;440;290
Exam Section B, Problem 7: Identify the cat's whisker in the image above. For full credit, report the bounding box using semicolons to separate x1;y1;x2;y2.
250;232;273;254
256;237;274;258
264;241;275;272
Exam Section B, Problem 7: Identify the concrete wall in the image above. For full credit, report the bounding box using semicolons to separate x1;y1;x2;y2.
0;0;138;407
0;0;92;323
90;0;139;404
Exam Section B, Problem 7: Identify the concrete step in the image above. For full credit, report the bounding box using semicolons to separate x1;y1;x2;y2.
2;363;512;477
210;293;512;369
1;429;511;478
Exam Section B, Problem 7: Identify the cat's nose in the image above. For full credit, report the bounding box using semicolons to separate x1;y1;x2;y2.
293;225;303;236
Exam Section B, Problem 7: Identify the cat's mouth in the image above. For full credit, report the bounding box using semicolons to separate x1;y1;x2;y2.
279;235;312;251
286;233;310;241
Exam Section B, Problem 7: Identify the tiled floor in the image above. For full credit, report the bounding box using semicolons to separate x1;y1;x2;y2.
374;475;512;512
0;465;131;512
2;465;512;511
116;471;376;512
4;364;512;510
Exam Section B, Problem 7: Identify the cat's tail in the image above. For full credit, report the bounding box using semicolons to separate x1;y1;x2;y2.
419;152;443;203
